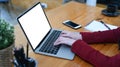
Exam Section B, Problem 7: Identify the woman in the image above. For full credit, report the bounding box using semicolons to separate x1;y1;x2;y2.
54;27;120;67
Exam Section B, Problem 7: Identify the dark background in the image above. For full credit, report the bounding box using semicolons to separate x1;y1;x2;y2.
97;0;120;9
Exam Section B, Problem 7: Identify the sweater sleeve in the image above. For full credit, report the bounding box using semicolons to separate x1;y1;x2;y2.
71;40;120;67
80;27;120;44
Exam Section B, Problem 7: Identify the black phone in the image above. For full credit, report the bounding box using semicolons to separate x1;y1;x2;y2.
63;20;81;29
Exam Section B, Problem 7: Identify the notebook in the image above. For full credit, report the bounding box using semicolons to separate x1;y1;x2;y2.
17;2;75;60
84;20;118;32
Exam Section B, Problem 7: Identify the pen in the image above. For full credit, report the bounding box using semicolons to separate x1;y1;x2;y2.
100;21;111;30
100;21;120;50
26;43;29;59
26;43;29;67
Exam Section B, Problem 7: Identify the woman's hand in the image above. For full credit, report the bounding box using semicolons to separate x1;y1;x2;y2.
54;31;82;46
60;31;82;40
54;36;76;46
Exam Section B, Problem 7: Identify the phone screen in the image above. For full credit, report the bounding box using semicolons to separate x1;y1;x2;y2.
65;21;79;27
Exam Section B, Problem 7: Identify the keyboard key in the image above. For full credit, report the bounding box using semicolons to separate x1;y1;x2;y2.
39;30;61;55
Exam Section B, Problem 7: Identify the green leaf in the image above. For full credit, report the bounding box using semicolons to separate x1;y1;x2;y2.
0;19;14;50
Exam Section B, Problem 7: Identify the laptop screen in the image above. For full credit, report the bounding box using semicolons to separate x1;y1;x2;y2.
18;3;51;49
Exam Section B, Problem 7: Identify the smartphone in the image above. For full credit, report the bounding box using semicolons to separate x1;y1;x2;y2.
63;20;81;29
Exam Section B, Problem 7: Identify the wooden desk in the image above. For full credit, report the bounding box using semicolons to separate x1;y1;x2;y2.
15;1;120;67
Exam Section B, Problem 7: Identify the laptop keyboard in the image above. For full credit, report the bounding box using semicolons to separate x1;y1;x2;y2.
39;30;62;55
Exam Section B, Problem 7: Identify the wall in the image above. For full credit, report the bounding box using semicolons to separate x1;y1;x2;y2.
12;0;62;11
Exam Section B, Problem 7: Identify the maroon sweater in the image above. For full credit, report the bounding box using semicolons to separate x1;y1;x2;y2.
71;27;120;67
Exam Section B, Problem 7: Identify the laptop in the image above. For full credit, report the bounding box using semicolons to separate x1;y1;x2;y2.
17;2;75;60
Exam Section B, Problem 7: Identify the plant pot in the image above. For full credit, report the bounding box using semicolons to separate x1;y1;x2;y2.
0;44;14;67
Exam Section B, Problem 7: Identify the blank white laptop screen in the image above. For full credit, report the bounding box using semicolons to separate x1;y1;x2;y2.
18;4;51;49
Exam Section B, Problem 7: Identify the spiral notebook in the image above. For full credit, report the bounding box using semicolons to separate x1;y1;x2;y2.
84;20;118;32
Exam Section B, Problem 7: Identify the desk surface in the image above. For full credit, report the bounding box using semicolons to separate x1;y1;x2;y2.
15;1;120;67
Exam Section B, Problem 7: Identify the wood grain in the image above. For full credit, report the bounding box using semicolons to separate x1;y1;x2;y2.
15;1;120;67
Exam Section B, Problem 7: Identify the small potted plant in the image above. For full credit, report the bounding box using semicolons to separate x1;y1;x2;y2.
0;19;14;67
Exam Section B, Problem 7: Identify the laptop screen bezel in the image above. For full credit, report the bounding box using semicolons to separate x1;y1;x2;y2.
17;2;52;51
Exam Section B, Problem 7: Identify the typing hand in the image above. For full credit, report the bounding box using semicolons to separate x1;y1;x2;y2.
60;31;82;40
54;36;76;46
54;31;82;46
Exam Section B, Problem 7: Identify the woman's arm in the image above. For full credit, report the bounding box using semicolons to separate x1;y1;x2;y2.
81;27;120;44
54;28;120;67
71;40;120;67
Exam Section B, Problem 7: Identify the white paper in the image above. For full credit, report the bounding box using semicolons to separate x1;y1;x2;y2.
84;20;118;32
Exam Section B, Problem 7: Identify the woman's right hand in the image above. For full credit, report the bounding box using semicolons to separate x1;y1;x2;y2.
54;36;76;46
54;31;82;46
60;31;82;40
